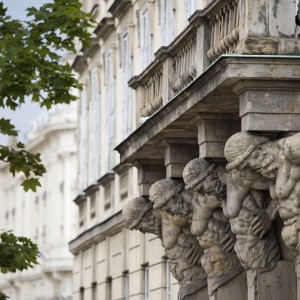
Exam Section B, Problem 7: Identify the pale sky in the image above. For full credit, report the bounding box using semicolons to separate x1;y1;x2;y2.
0;1;53;144
2;0;49;20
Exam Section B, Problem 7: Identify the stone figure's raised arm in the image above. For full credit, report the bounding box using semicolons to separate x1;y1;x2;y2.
275;133;300;199
190;194;214;237
226;170;252;218
250;199;278;239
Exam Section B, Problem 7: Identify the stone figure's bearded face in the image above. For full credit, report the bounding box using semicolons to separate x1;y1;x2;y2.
241;146;278;180
159;192;192;223
137;213;162;238
194;171;226;201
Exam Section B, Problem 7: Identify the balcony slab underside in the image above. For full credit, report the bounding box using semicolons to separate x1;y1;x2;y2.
116;55;300;163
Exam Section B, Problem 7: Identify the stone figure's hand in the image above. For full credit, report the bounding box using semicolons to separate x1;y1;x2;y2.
250;209;270;238
185;241;202;266
220;231;236;253
202;194;222;209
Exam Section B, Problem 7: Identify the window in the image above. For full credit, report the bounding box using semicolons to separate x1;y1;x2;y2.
160;0;174;45
34;227;39;241
106;277;112;300
124;272;129;300
120;32;133;139
166;259;171;300
92;282;97;300
104;50;115;172
79;203;86;227
80;287;84;300
90;194;97;219
119;171;129;201
104;183;112;211
42;224;46;238
91;67;100;181
185;0;196;21
144;266;149;300
59;182;64;193
80;87;89;190
139;4;152;69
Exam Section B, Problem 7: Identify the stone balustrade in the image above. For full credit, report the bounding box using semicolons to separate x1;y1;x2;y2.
207;0;240;61
128;0;300;121
141;68;163;118
129;13;203;121
171;35;197;94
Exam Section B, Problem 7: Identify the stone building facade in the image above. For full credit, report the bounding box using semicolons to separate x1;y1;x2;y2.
71;0;300;299
0;104;78;299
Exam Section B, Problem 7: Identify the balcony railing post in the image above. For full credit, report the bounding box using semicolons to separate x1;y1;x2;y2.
196;19;212;75
162;56;174;104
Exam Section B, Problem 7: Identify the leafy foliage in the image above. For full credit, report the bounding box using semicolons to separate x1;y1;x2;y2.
0;231;39;273
0;0;94;191
0;2;94;297
0;292;8;300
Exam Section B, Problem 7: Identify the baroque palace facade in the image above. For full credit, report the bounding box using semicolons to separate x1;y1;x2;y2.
71;0;300;300
0;104;78;299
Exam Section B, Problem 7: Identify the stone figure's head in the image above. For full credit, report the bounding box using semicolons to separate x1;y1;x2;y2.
183;158;225;201
225;132;269;173
149;178;191;219
122;196;161;237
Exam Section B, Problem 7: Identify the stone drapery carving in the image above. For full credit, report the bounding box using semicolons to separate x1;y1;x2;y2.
182;159;243;295
123;196;207;299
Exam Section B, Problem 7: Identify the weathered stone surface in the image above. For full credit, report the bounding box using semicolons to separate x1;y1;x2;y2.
123;196;207;300
225;131;300;256
236;86;300;132
134;159;165;196
164;139;198;178
116;57;300;164
193;115;240;159
183;158;245;295
247;260;296;300
209;272;247;300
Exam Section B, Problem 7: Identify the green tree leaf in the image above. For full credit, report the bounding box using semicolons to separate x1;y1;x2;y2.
0;0;95;190
0;1;95;286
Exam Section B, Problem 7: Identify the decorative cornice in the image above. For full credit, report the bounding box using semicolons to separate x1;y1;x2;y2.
97;172;114;186
108;0;131;18
84;183;99;196
72;38;99;73
128;76;140;89
112;163;131;174
73;193;87;206
69;211;124;254
94;17;115;40
191;113;240;125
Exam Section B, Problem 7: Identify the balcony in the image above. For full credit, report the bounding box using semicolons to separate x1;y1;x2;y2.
129;0;300;122
207;0;239;61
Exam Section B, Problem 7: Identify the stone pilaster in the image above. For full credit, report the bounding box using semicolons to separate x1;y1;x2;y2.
193;113;240;159
163;138;198;178
134;159;165;196
234;81;300;132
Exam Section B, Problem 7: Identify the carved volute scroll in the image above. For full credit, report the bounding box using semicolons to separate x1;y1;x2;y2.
123;196;207;299
224;132;285;272
182;159;243;295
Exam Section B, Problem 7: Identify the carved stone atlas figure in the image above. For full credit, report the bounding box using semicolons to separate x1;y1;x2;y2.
182;158;243;295
123;196;207;300
224;132;300;266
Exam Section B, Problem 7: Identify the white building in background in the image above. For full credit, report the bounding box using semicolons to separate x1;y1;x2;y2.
0;103;78;300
